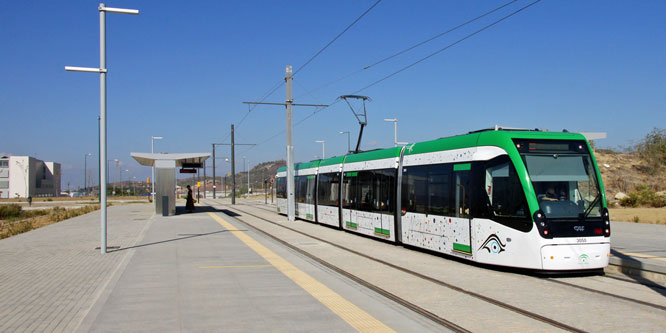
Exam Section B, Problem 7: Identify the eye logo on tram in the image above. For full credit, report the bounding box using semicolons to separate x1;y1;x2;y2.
479;234;507;254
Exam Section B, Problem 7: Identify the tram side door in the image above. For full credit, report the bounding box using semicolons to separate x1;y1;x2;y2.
452;164;472;255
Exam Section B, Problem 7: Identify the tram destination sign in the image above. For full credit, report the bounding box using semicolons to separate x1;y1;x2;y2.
179;168;197;174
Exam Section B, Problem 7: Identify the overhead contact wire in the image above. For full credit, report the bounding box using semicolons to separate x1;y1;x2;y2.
245;0;539;152
363;0;518;70
293;0;383;77
237;0;381;132
299;0;518;98
354;0;542;94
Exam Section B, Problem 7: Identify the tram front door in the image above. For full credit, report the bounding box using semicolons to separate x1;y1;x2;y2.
452;164;472;254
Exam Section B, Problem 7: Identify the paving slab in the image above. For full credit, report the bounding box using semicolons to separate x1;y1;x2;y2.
0;203;153;332
81;205;443;332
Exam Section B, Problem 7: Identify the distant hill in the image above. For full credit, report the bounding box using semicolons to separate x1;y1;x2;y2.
595;150;666;202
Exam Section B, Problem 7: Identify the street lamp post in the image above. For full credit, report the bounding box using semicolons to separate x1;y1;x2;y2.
339;131;350;154
84;153;92;196
223;158;229;197
151;136;163;200
124;169;129;194
315;140;326;159
243;156;250;198
113;159;119;195
119;167;125;195
65;3;139;254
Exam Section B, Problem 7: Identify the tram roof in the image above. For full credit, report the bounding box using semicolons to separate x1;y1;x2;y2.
404;130;587;156
319;155;345;167
275;130;588;174
343;146;402;164
295;160;320;170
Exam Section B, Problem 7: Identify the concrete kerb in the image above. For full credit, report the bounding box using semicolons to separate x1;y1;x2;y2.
606;257;666;284
74;212;157;332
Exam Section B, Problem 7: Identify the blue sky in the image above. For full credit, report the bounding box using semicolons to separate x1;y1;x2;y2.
1;0;664;189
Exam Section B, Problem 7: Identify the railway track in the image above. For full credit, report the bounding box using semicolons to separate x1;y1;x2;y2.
206;200;588;332
248;201;666;312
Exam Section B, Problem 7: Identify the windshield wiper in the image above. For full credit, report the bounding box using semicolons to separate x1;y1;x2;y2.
583;193;601;219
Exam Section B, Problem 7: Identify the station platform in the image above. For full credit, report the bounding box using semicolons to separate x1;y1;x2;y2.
0;198;664;332
0;201;438;332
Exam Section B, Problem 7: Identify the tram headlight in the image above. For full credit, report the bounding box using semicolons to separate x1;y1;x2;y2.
534;210;552;239
602;208;611;237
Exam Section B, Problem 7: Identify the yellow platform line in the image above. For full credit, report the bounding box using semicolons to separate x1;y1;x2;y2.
200;265;273;269
615;251;666;262
207;212;394;332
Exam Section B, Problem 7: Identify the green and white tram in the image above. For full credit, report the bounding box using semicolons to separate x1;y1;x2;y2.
276;128;610;271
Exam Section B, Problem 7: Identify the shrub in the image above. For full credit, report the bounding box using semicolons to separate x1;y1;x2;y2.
1;220;34;239
620;186;666;208
0;205;22;219
632;216;640;223
636;127;666;173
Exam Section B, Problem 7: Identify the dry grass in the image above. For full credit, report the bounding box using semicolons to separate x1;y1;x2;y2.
609;207;666;225
0;205;101;239
0;195;150;203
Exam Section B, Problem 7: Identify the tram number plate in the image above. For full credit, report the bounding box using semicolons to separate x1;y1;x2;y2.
577;238;587;243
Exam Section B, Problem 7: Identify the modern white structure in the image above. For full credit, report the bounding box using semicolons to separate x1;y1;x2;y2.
0;156;61;198
131;152;210;216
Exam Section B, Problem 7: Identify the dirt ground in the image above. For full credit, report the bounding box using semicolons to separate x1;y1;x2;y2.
595;150;666;197
609;207;666;224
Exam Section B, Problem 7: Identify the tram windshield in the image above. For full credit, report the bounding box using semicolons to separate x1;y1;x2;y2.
516;140;602;219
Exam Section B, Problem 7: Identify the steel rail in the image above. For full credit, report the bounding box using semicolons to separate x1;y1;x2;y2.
213;201;587;333
251;202;666;313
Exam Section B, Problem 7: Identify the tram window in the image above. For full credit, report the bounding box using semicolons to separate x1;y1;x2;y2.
317;173;329;205
318;173;340;207
371;171;382;213
294;176;301;203
402;166;428;214
523;154;601;218
372;169;395;215
295;176;308;203
481;156;531;230
428;164;452;216
276;177;286;199
342;172;357;210
306;176;316;205
454;170;470;218
357;171;374;212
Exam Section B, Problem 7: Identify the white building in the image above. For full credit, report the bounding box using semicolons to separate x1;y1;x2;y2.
0;156;61;199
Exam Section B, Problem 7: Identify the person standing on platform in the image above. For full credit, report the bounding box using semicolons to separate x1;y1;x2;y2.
186;185;195;213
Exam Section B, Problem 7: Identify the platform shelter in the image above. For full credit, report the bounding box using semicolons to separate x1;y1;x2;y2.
131;153;210;216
